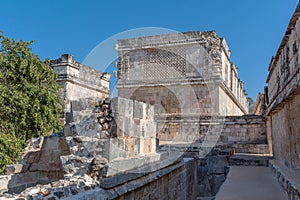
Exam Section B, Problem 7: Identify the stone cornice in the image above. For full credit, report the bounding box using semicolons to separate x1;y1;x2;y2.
116;31;217;51
116;76;223;88
267;66;300;115
267;2;300;81
57;76;110;95
219;82;248;114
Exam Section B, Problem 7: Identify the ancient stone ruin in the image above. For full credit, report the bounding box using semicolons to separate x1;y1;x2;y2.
1;2;300;200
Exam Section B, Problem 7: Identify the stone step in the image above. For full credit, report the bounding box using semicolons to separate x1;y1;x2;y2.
229;153;273;167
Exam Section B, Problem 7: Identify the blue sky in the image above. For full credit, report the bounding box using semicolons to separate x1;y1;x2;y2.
0;0;299;99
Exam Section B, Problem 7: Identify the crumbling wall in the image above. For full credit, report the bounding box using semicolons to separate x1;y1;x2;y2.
4;134;70;193
0;97;158;195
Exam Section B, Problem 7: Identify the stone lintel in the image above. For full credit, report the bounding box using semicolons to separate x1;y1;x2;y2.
56;77;110;95
116;76;223;89
267;67;300;115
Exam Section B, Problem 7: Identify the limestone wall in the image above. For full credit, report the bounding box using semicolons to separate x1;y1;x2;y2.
264;4;300;199
0;157;198;200
111;158;197;200
266;3;300;170
1;97;158;195
116;31;249;117
269;94;300;169
253;92;265;115
50;54;111;122
64;97;157;163
156;115;269;154
118;85;219;116
218;86;245;116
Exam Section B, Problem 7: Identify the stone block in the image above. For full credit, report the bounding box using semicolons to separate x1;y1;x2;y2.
133;101;146;119
110;97;119;113
124;98;133;117
143;138;155;154
65;112;74;124
132;120;141;138
142;121;156;138
0;175;10;191
207;155;228;175
149;105;155;120
114;114;125;137
6;164;23;175
136;138;144;155
29;163;38;172
71;98;97;112
64;124;72;136
43;137;61;150
7;174;24;188
107;138;121;161
72;114;98;137
22;151;41;164
125;138;135;155
60;155;91;175
124;117;133;136
113;97;131;116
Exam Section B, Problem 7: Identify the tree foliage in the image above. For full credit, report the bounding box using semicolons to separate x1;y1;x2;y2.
247;97;255;114
0;33;63;174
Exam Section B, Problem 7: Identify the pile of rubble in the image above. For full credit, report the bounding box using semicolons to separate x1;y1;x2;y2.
95;98;116;138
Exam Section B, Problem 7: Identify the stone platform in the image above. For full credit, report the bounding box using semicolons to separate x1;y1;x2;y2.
216;166;288;200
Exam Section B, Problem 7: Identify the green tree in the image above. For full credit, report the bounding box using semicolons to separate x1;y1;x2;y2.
247;97;254;114
0;33;63;174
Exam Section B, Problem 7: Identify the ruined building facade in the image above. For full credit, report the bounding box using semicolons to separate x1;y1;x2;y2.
265;2;300;198
115;31;250;143
4;4;300;197
116;31;249;117
50;54;111;123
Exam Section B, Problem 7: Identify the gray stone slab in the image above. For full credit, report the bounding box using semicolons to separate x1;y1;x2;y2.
216;166;289;200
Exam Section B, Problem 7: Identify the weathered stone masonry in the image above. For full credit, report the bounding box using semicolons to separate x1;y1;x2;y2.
265;2;300;199
115;31;250;145
0;31;274;199
116;31;249;117
50;54;111;123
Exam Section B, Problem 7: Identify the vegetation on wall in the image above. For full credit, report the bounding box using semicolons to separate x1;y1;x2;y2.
0;33;63;174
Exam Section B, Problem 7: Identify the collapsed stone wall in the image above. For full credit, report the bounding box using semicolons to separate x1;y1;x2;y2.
0;157;198;200
1;134;70;194
0;94;220;200
0;96;264;200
